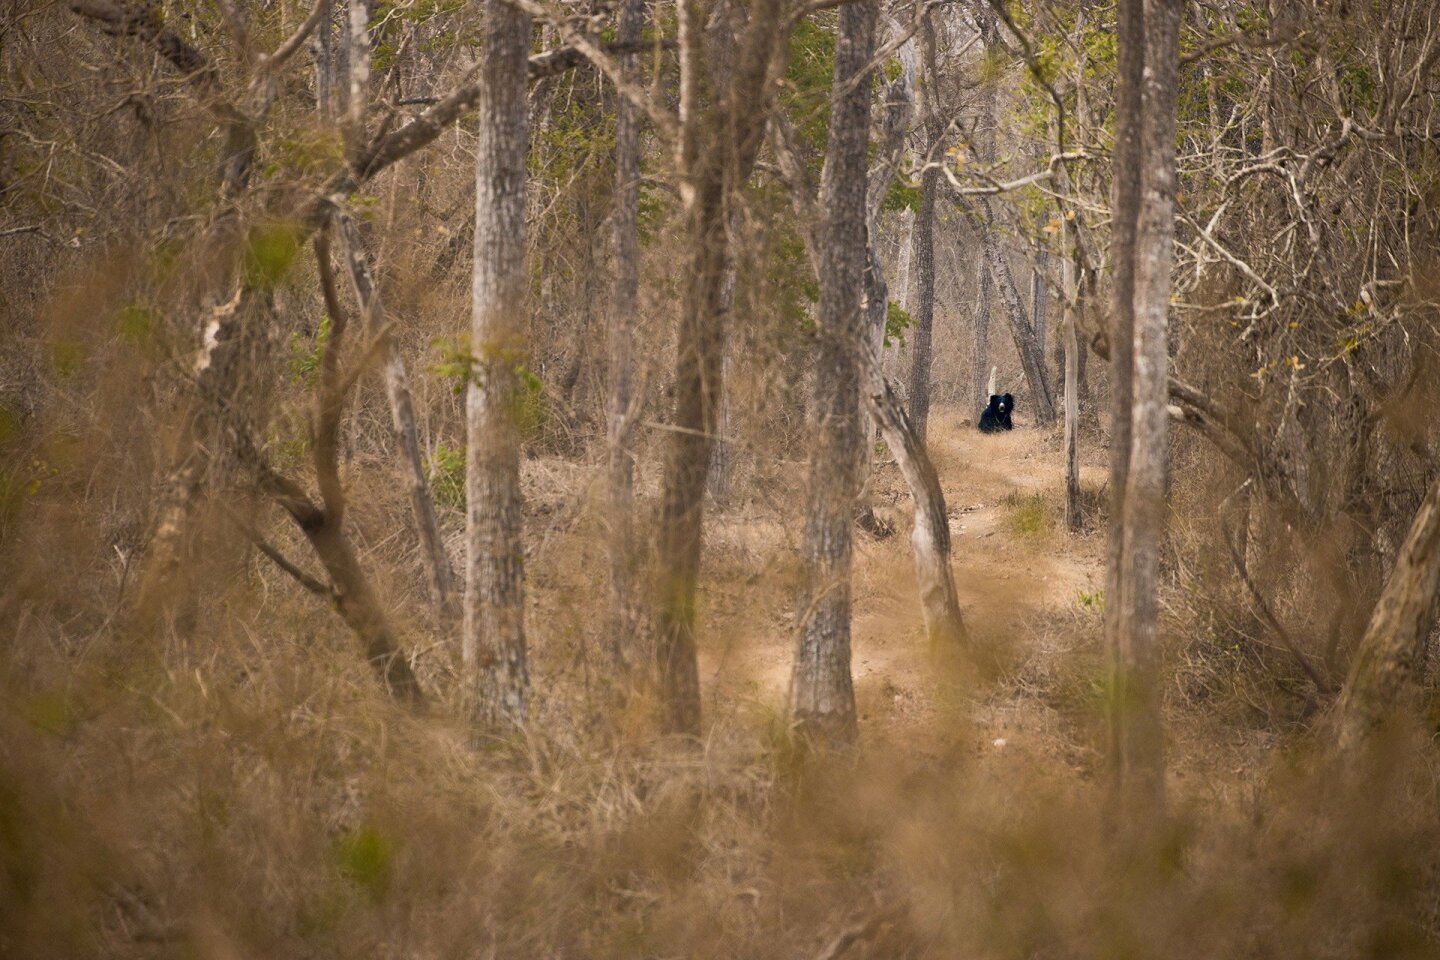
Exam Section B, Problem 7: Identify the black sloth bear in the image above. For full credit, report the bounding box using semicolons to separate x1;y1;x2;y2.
978;393;1015;432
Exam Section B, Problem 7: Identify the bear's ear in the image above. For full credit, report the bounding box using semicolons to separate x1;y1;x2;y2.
1004;393;1014;404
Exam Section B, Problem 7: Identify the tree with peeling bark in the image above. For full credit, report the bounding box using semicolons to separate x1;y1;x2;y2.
1104;0;1180;827
465;0;533;729
789;0;877;745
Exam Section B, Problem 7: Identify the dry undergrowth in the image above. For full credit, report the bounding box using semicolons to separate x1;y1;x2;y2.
4;414;1440;959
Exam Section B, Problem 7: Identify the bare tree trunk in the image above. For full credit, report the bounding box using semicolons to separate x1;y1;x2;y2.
1105;0;1179;828
606;0;645;665
465;0;531;729
861;336;967;652
905;167;938;441
789;0;876;745
1334;475;1440;750
972;262;992;406
972;199;1055;425
335;213;455;619
904;15;941;442
653;0;786;737
1032;250;1049;362
1062;252;1082;532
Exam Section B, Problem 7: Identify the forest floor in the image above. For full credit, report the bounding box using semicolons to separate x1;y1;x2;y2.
695;407;1111;761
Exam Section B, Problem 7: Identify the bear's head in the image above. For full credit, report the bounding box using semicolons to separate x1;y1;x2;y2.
1002;393;1014;413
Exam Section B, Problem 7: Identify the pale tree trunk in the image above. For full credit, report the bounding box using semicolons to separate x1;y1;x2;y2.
861;334;967;652
972;261;992;406
336;213;455;620
1061;250;1081;532
970;12;996;409
606;0;645;664
896;209;914;309
1334;475;1440;751
465;0;531;729
905;170;937;441
1032;250;1049;361
789;0;876;744
1105;0;1179;828
904;15;941;443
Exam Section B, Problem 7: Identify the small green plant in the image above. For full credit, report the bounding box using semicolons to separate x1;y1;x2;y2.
430;442;465;509
1077;588;1105;611
885;301;913;346
288;315;331;384
431;339;551;440
1003;491;1054;541
334;824;392;902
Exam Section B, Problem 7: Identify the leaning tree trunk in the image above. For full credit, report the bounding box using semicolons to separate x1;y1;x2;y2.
606;0;645;664
1105;0;1179;828
861;337;967;652
336;213;455;619
465;0;531;730
789;0;876;744
1334;475;1440;751
972;198;1055;425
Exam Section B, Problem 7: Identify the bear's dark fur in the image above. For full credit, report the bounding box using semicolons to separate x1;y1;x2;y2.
978;393;1015;432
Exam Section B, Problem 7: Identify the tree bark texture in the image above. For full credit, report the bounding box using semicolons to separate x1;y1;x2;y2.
465;0;531;729
653;0;785;737
1334;475;1440;750
789;0;876;745
606;0;645;665
905;165;938;443
904;14;941;443
1104;0;1180;828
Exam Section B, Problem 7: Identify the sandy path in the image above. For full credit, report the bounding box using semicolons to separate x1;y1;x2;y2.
699;406;1108;739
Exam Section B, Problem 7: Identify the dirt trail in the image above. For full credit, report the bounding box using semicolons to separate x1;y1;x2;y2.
700;407;1108;741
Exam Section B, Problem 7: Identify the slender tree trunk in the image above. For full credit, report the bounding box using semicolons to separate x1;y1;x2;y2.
707;264;738;504
906;166;938;442
1062;251;1082;532
972;261;992;406
790;0;876;744
1335;475;1440;750
653;0;785;737
1105;0;1179;828
465;0;531;729
606;0;645;664
336;213;455;619
1032;251;1049;362
904;15;940;442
